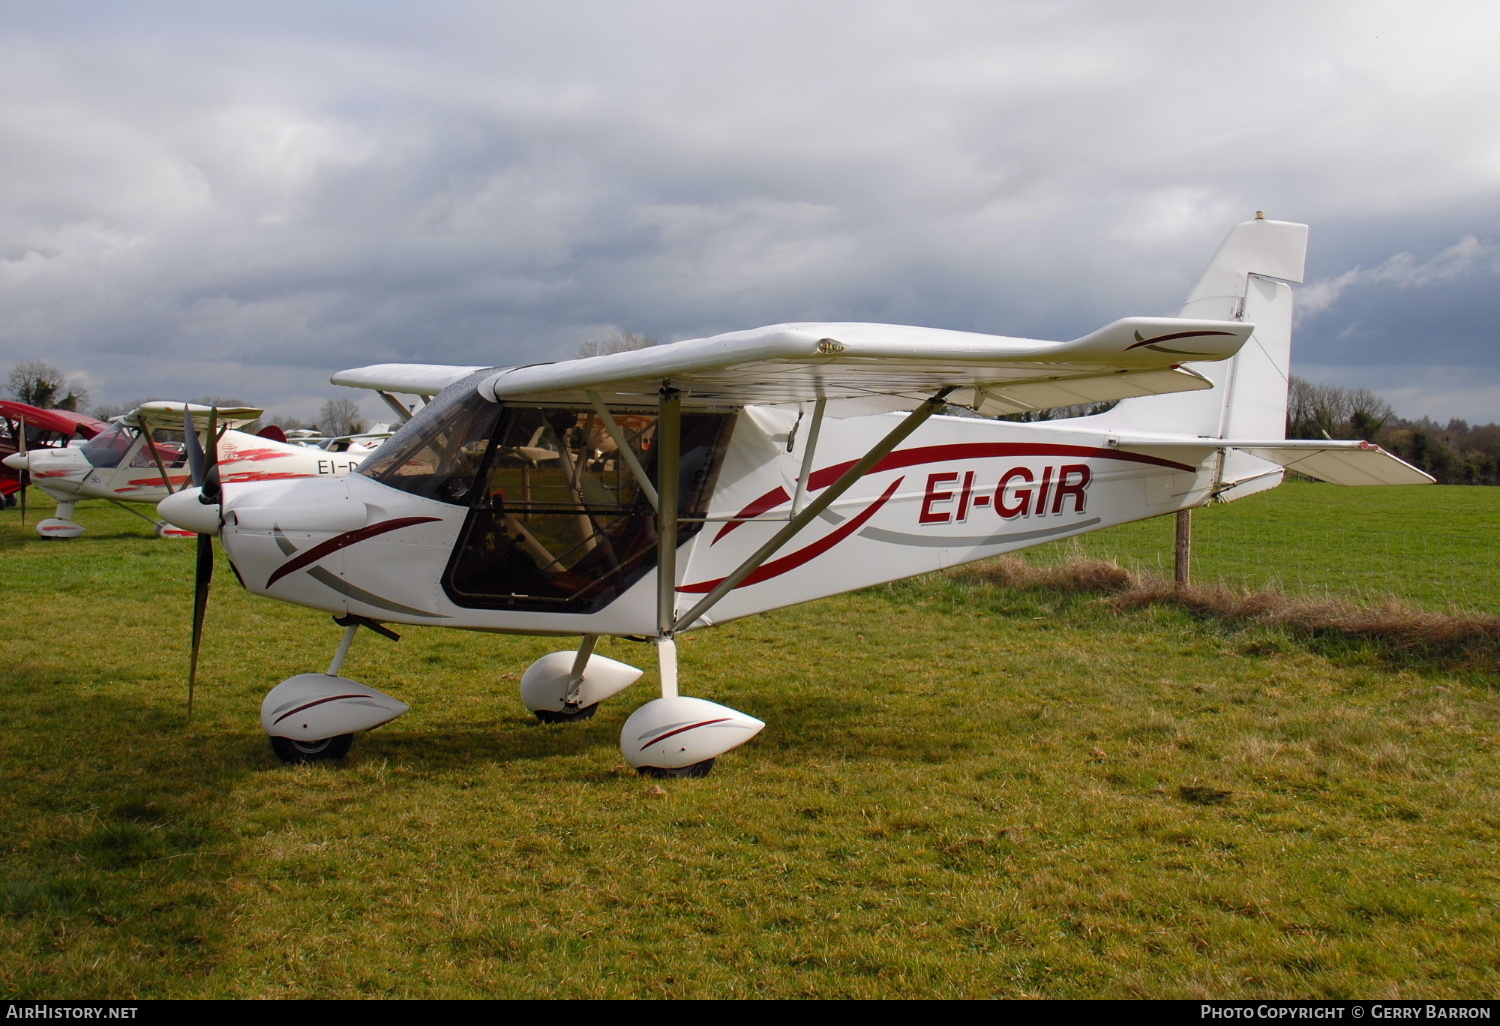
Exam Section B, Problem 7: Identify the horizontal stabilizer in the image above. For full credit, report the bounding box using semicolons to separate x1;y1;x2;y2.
1115;436;1434;486
1233;441;1434;486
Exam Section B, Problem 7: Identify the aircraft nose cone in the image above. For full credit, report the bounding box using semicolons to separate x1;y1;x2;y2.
158;487;221;536
2;451;28;471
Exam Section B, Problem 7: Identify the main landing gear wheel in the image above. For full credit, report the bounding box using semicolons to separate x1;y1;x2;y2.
533;703;599;724
636;758;716;779
270;734;353;764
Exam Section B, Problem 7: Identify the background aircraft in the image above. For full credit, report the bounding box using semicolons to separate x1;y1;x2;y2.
159;217;1431;775
5;402;365;538
0;401;108;516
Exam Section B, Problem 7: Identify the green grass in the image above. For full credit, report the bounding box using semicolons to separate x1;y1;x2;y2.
1028;480;1500;614
2;488;1499;998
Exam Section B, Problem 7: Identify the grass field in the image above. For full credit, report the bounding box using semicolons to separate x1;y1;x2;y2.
1030;480;1500;615
2;485;1498;998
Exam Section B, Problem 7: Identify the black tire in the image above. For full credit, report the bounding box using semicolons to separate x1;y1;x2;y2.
270;733;353;764
1;492;14;509
636;758;715;779
533;702;599;724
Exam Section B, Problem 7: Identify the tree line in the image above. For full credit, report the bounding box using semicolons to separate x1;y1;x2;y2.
1288;377;1500;485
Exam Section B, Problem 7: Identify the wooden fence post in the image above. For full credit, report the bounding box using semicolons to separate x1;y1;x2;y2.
1174;509;1192;588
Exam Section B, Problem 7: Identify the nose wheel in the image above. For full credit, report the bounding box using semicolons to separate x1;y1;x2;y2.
271;734;353;764
533;702;600;723
636;758;716;779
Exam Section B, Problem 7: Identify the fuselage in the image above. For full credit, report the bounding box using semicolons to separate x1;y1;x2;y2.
209;387;1237;637
24;423;364;507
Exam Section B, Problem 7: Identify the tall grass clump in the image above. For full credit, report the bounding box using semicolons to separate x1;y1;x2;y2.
949;555;1500;671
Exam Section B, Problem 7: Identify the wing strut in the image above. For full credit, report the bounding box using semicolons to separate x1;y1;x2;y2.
375;391;415;424
140;428;178;494
588;390;658;511
657;386;681;639
790;398;827;516
668;387;955;635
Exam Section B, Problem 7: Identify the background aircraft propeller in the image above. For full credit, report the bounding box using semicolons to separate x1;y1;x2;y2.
16;415;27;526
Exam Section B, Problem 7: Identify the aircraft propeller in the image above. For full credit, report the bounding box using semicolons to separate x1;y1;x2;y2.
181;407;222;718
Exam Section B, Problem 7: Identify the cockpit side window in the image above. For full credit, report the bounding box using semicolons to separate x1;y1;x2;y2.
356;379;504;505
128;428;189;469
80;425;137;468
443;405;734;614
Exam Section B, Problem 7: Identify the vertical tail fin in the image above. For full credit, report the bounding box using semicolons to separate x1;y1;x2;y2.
1088;216;1308;442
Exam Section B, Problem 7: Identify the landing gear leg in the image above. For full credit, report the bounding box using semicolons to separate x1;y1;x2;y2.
521;635;642;722
263;616;409;764
535;635;600;722
38;500;85;538
617;384;764;776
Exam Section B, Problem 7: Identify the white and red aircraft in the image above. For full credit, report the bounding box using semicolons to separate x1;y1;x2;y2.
159;217;1432;774
4;402;365;539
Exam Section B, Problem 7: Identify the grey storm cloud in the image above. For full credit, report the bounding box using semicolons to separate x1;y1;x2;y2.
0;0;1498;421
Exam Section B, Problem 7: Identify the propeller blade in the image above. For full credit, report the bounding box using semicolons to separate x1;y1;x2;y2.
17;416;26;526
183;409;206;487
201;408;221;505
184;406;223;718
188;530;214;718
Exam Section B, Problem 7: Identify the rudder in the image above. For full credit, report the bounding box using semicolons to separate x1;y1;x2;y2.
1086;216;1308;441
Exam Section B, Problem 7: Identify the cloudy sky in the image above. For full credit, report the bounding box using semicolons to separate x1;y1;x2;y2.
1;0;1497;423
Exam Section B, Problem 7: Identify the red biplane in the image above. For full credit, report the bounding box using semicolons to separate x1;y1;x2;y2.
0;401;108;515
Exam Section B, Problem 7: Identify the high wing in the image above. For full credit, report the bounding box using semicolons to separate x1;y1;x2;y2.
1114;436;1435;486
131;402;263;433
0;401;107;438
330;363;492;423
476;317;1255;416
330;364;489;397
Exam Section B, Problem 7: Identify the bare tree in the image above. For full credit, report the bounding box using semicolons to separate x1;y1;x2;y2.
575;332;657;359
6;361;90;412
1287;377;1394;440
319;398;365;437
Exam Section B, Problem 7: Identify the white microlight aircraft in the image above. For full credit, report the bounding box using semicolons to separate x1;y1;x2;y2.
4;403;365;538
159;217;1431;775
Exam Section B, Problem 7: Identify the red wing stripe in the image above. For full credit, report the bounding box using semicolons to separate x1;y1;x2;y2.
679;476;903;594
265;516;440;589
272;694;375;726
639;718;733;751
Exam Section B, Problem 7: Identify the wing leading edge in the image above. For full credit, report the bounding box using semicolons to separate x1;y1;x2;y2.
331;364;490;398
475;317;1255;415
